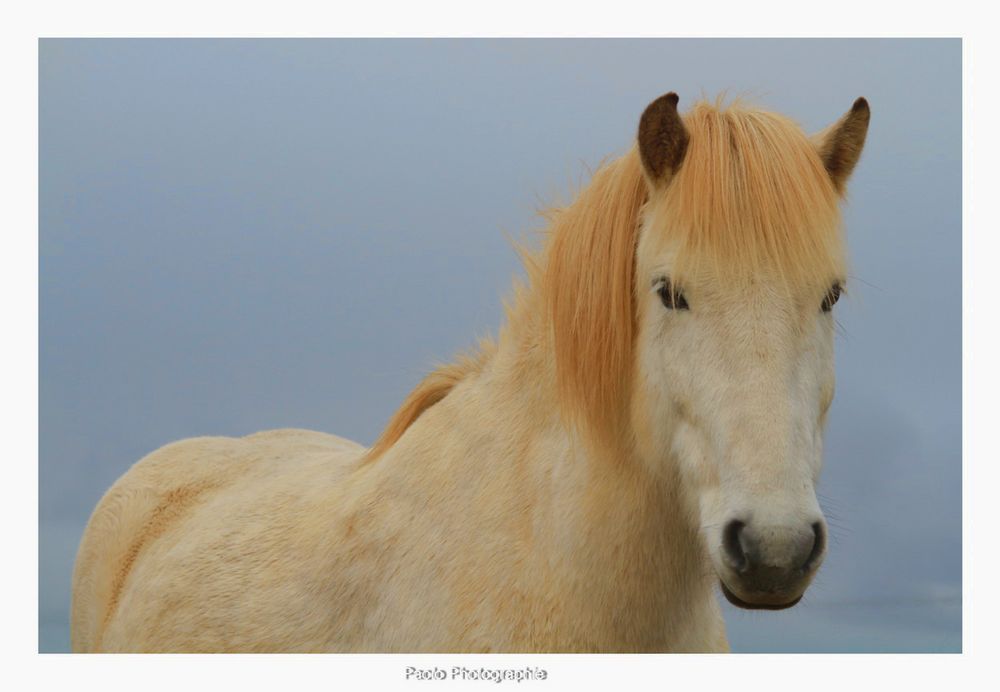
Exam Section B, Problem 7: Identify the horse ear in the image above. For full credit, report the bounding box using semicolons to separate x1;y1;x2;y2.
637;92;690;185
813;97;870;194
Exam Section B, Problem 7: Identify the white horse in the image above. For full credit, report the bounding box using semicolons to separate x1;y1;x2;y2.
71;93;869;652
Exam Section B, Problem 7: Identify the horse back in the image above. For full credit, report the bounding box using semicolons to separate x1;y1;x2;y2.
69;428;364;652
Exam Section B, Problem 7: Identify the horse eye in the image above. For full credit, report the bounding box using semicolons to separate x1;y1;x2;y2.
821;283;843;312
657;279;689;311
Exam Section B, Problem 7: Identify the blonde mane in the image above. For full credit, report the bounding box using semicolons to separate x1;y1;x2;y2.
368;99;846;458
365;340;496;461
540;148;648;450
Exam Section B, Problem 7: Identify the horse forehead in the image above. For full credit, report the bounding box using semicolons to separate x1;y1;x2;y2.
696;282;817;339
698;274;814;309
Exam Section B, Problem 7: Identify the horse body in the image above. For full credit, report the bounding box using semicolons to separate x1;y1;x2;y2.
71;94;869;652
72;337;725;652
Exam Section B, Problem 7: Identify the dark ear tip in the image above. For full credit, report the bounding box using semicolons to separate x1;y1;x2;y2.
643;93;680;116
852;97;870;113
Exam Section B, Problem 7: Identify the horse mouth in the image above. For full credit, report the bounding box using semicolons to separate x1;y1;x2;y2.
719;581;802;611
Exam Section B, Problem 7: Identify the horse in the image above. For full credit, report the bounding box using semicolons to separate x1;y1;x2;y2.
70;92;870;653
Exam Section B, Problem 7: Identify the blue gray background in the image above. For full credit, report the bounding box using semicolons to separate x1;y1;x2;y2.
39;39;961;653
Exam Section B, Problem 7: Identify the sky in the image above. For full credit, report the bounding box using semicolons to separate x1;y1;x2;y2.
39;38;961;653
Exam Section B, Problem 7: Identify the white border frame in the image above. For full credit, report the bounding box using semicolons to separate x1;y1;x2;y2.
8;2;995;689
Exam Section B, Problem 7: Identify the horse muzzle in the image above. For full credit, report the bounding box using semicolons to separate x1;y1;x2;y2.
716;518;826;610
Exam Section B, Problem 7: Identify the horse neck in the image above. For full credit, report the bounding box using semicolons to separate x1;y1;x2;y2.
367;283;718;647
469;294;708;591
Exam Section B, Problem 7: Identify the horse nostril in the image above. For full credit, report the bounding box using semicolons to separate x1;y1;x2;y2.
801;522;826;573
722;520;748;572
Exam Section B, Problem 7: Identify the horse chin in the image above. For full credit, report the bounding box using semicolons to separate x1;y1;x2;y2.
719;581;803;611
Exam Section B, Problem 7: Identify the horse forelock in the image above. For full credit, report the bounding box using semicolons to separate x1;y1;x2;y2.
664;100;846;288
